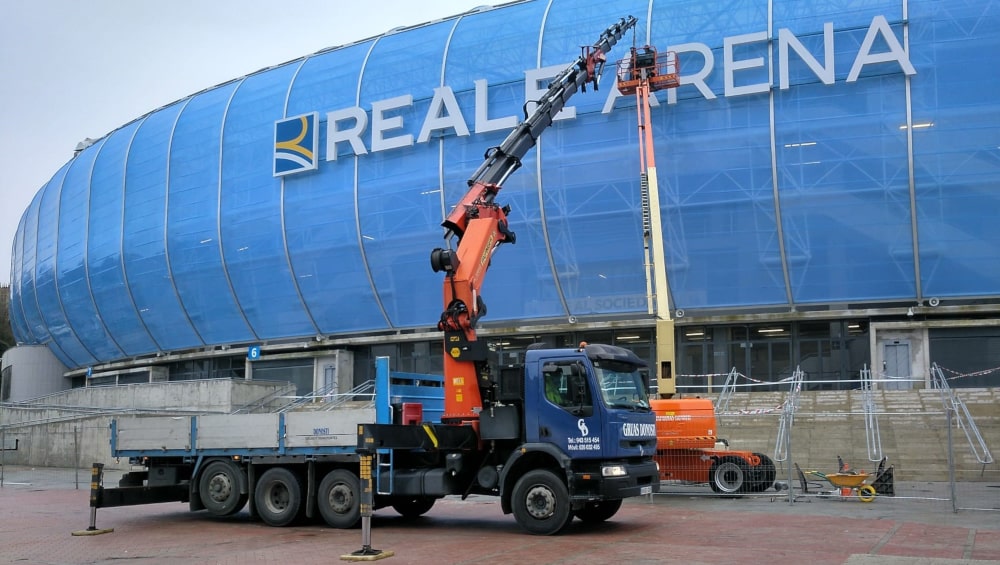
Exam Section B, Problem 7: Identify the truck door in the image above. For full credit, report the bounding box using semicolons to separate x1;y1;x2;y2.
532;359;606;458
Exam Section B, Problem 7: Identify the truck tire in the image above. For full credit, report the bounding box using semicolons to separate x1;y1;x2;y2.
316;469;360;529
391;497;436;519
199;460;247;516
254;467;303;527
511;469;573;535
709;456;745;494
573;499;622;523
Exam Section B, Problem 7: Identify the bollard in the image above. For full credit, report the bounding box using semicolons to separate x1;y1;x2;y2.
70;463;114;536
341;451;393;561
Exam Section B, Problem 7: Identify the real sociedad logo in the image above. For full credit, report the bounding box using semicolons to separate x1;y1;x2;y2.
273;112;319;177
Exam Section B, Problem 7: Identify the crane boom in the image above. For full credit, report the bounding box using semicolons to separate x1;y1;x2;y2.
430;15;637;424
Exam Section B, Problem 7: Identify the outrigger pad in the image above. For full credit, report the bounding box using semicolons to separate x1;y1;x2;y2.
872;465;895;497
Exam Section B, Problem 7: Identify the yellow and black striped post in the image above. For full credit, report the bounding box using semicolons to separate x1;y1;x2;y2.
71;463;114;536
342;425;393;561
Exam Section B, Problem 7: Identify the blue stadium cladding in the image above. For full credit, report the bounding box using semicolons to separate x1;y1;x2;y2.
9;0;1000;369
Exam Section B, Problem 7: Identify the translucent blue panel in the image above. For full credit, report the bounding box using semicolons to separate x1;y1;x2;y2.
35;162;94;367
167;82;255;344
10;215;35;344
910;0;1000;297
440;1;562;322
57;138;126;361
445;1;546;86
662;96;784;309
775;86;913;302
18;191;53;344
88;121;159;355
537;0;654;316
358;22;456;327
773;0;902;32
123;102;203;350
221;63;316;338
655;0;768;43
285;42;388;334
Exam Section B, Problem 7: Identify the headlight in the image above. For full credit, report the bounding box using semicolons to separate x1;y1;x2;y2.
602;465;627;477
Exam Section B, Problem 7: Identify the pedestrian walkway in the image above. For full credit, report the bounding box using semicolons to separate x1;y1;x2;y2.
0;466;998;564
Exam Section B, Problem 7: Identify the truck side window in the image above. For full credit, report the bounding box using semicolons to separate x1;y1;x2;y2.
544;362;592;413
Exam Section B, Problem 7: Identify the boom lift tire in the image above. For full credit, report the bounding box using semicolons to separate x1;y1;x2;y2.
317;469;361;528
198;460;248;516
709;456;746;494
255;467;303;527
391;496;437;519
573;499;623;523
512;469;574;535
744;452;777;493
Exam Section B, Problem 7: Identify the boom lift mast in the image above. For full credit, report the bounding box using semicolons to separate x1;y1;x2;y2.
431;16;638;424
615;45;680;396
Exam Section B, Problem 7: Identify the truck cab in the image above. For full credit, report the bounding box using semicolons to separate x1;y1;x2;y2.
469;342;660;533
523;343;657;461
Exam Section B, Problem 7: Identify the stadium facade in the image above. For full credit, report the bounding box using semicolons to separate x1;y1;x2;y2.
5;0;1000;401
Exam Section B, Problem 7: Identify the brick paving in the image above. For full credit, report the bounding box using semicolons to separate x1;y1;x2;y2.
1;468;998;564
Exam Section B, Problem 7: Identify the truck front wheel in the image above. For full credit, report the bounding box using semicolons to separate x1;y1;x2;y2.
254;467;303;527
199;460;247;516
317;469;360;528
511;470;573;535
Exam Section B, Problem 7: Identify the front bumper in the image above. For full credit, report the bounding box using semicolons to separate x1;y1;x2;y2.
571;459;660;499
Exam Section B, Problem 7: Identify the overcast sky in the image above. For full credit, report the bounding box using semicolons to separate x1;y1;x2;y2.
0;0;494;285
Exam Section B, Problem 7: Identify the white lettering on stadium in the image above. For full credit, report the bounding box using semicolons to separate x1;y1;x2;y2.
622;422;656;437
320;15;914;163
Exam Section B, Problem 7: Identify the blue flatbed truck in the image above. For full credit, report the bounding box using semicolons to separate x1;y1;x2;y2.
96;345;659;535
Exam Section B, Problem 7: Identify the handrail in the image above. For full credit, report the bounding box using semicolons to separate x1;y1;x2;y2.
714;367;738;413
932;363;994;465
860;364;883;462
773;367;804;462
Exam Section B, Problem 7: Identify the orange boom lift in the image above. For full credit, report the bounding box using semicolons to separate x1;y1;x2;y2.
616;46;777;493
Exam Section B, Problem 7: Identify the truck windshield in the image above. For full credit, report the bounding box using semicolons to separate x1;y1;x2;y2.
593;360;650;411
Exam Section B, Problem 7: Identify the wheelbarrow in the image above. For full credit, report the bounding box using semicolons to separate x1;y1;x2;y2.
806;470;877;502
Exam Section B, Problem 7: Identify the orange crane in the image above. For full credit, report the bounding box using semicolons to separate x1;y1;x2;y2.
431;17;634;426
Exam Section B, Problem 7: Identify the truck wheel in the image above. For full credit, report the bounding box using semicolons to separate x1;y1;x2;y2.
254;467;303;527
709;457;745;494
199;460;247;516
573;499;622;523
317;469;360;529
511;470;573;535
391;497;436;519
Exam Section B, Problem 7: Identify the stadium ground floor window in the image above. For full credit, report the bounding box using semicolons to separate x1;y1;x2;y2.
251;358;314;396
676;320;871;393
928;326;1000;387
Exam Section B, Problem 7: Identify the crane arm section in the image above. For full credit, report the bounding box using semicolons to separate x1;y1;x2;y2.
431;15;637;423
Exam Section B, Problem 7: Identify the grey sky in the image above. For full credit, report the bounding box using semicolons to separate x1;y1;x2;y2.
0;0;494;285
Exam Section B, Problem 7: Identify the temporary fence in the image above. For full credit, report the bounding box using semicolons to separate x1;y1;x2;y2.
659;366;998;515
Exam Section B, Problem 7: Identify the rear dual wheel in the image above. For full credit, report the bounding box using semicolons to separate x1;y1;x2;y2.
199;460;248;516
255;468;303;527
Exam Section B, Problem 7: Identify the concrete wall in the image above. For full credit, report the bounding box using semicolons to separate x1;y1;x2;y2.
0;379;291;469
